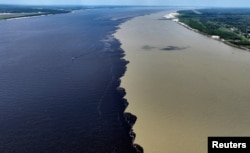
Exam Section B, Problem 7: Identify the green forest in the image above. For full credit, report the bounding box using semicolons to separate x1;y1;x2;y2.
177;9;250;49
0;5;75;20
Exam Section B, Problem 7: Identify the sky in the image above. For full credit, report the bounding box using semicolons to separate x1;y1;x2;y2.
0;0;250;7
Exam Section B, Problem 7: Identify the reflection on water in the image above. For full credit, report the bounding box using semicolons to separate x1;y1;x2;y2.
142;45;189;51
115;11;250;153
160;45;189;51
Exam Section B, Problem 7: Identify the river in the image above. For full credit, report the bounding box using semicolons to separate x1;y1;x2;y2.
0;7;163;153
115;11;250;153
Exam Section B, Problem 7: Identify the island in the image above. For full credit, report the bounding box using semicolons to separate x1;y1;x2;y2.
175;9;250;50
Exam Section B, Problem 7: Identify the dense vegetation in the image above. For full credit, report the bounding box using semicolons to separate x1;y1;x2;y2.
0;5;77;20
177;9;250;49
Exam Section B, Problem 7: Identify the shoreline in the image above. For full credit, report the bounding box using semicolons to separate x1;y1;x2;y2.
0;8;78;21
176;20;250;51
163;12;250;51
0;12;71;21
1;9;92;21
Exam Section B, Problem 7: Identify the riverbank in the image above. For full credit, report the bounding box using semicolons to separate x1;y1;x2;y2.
0;5;77;20
175;9;250;51
163;12;250;51
176;19;250;51
115;10;250;153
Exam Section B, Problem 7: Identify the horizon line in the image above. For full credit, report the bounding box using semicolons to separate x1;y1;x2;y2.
1;4;250;9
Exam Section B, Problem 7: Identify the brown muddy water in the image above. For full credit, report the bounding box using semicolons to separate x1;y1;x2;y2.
115;11;250;153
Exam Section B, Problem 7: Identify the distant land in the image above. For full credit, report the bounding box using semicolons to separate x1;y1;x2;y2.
177;8;250;50
0;5;85;20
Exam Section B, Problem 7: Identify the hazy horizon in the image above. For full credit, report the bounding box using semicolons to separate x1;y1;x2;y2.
1;0;250;7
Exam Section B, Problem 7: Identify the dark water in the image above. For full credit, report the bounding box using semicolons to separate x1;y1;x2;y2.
0;7;162;153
